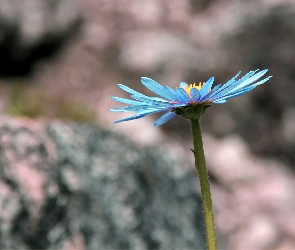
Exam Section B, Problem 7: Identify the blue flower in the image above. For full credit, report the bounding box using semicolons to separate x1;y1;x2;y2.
110;69;272;126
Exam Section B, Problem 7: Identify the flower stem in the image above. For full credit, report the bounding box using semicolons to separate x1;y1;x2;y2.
190;118;217;250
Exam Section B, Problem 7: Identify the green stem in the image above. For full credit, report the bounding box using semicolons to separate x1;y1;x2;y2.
190;118;217;250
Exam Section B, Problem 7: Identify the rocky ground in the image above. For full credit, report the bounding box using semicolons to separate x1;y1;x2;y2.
0;117;206;249
0;0;295;249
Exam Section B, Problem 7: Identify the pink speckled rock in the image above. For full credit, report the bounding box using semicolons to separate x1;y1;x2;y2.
0;116;206;249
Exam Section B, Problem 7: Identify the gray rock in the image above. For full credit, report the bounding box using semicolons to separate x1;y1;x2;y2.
218;5;295;165
0;0;80;76
0;118;206;249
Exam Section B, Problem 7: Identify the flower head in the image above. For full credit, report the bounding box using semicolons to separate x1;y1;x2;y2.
110;69;272;126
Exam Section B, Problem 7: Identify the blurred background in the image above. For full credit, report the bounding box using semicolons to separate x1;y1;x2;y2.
0;0;295;249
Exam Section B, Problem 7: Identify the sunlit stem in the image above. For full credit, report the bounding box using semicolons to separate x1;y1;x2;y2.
190;118;217;250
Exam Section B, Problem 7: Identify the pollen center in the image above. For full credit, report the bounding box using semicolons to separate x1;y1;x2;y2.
185;82;205;95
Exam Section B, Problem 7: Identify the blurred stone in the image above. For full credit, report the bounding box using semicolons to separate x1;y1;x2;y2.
0;0;80;77
118;31;205;77
215;5;295;166
0;117;206;249
235;215;279;250
203;134;295;250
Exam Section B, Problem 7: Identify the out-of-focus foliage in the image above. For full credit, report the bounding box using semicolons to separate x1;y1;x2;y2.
7;83;96;124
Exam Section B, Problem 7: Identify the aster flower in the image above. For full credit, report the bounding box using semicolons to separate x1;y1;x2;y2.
110;69;271;126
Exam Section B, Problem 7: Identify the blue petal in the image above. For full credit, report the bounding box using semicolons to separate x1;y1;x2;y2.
214;71;242;94
200;84;222;101
111;105;154;112
248;76;272;88
174;88;191;103
209;71;257;100
130;94;167;104
163;86;177;100
150;97;170;102
213;85;256;102
179;82;188;88
154;112;176;126
113;109;165;124
111;96;149;105
110;107;136;112
190;88;200;102
141;77;173;100
214;100;227;104
229;69;268;93
199;77;214;99
118;84;148;98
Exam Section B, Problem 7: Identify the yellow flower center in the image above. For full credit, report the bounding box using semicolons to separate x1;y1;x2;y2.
184;82;205;95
